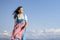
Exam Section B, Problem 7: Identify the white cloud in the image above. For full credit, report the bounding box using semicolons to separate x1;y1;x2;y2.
0;30;10;37
3;30;9;36
0;32;2;35
45;28;60;33
26;28;60;38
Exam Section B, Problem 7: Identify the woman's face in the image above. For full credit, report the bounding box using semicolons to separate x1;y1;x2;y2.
18;8;23;13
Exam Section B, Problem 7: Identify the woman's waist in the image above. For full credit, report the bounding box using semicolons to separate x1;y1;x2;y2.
16;20;25;23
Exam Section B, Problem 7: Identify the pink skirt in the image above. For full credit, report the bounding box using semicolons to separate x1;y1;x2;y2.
11;22;25;40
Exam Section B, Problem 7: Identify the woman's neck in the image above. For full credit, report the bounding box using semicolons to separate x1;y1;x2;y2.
18;13;23;16
19;12;23;14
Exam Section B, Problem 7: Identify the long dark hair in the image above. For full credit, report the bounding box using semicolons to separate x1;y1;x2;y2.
13;6;23;19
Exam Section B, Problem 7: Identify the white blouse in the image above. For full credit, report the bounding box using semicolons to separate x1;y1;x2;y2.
17;14;28;21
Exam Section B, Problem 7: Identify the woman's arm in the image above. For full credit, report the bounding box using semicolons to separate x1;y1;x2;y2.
25;20;28;28
25;14;28;28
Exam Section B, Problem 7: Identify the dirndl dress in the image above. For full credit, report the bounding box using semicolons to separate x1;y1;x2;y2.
11;15;27;40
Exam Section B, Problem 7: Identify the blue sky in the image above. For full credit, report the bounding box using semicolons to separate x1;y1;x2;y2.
0;0;60;38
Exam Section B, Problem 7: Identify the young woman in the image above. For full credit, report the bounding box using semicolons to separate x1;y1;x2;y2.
11;6;28;40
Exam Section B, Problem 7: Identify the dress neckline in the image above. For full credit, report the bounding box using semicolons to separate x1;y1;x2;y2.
17;14;25;19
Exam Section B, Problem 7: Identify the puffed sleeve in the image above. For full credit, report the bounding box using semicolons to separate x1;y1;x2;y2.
25;14;28;21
